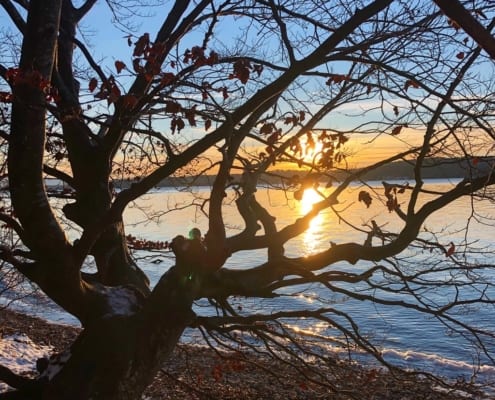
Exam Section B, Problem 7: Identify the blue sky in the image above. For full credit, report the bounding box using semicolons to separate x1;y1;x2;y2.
2;2;490;168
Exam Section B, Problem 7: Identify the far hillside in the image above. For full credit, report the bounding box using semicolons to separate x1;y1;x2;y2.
108;157;494;189
353;157;493;181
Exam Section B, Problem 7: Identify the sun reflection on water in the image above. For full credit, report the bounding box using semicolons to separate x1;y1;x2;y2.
298;188;326;255
285;321;330;337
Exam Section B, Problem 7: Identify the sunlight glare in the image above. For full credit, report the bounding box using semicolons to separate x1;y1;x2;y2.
301;138;323;164
298;188;324;254
300;188;321;214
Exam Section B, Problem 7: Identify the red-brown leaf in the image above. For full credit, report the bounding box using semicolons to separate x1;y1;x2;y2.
206;50;219;66
294;189;304;201
212;364;223;382
358;191;372;208
404;79;419;91
284;115;296;125
108;84;121;105
88;78;98;92
165;101;181;114
326;74;350;85
175;117;185;132
232;59;251;84
115;60;126;74
133;33;150;57
446;243;455;257
185;106;197;127
260;123;275;135
391;126;402;136
170;118;185;134
267;132;280;144
160;72;175;86
221;86;229;100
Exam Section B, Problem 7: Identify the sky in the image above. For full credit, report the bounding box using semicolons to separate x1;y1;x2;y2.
0;2;423;168
77;3;451;169
1;1;490;170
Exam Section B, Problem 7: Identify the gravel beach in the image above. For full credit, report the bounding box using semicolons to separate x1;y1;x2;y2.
0;308;483;399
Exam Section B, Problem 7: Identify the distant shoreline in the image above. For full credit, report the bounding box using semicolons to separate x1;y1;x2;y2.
43;157;492;190
126;157;493;189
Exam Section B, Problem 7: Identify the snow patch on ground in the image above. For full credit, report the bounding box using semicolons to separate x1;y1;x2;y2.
96;285;140;317
39;349;71;381
0;335;150;399
0;334;52;393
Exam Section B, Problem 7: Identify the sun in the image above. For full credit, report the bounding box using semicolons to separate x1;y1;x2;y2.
300;187;322;214
300;137;324;164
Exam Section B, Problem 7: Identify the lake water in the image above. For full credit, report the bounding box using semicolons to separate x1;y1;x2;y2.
2;179;495;386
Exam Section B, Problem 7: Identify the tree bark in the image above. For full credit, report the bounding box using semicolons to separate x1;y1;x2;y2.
3;264;197;399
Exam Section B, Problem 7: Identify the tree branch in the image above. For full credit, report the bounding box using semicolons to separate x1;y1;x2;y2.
43;164;75;187
74;0;98;21
433;0;495;59
267;0;296;64
201;172;495;299
0;212;25;243
0;364;36;391
408;32;490;215
0;0;26;33
103;0;211;159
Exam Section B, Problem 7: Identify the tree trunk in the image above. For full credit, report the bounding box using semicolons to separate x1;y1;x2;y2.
59;125;150;294
5;266;196;400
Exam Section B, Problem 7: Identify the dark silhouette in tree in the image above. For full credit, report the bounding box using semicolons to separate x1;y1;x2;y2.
0;0;494;398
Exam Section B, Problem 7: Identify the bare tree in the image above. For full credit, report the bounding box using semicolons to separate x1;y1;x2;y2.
0;0;494;398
